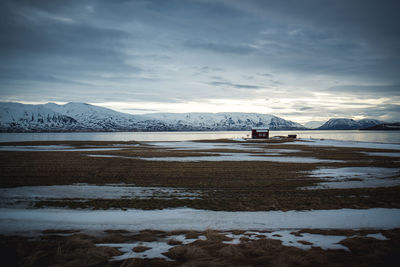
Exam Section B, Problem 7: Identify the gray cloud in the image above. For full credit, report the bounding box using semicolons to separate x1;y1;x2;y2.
0;0;399;122
184;40;255;55
208;81;262;89
327;85;400;96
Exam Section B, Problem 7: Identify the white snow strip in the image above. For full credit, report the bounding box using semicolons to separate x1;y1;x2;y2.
270;149;304;153
87;154;130;158
1;208;400;235
148;142;304;154
310;179;400;189
0;145;125;152
147;141;264;151
138;153;342;163
0;145;72;151
111;144;140;147
290;139;400;150
87;151;338;163
302;167;400;189
230;138;246;141
0;185;201;206
362;152;400;157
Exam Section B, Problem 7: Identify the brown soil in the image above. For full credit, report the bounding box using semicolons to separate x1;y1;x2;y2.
132;245;151;252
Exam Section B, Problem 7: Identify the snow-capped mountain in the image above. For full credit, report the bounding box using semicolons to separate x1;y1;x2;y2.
138;113;306;131
0;102;306;132
0;102;139;132
0;102;78;132
317;118;384;130
356;119;385;129
42;102;139;130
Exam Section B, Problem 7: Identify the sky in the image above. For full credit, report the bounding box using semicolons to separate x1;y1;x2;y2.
0;0;399;124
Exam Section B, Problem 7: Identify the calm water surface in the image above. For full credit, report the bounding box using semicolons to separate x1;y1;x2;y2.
0;130;399;144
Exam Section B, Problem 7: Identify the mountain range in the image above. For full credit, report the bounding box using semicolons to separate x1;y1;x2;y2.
0;102;306;132
0;102;387;132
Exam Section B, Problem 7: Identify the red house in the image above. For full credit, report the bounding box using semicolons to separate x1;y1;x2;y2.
251;127;269;139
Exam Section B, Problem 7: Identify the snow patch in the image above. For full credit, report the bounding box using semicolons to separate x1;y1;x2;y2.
97;234;206;261
224;230;349;251
302;167;400;189
138;152;342;163
362;152;400;157
147;141;264;151
365;233;388;240
291;139;400;150
97;242;173;261
0;145;125;152
0;185;202;206
95;230;392;261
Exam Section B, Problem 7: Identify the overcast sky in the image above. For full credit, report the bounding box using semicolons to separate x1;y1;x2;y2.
1;0;399;123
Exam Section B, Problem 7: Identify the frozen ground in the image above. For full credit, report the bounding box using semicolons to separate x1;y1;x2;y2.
0;184;202;207
303;167;400;189
1;208;400;235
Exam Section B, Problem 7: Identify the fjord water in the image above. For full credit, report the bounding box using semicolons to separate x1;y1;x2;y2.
0;130;399;143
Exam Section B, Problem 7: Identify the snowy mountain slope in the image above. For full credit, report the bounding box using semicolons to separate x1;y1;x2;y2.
0;102;306;132
139;112;306;130
317;118;384;130
356;119;384;129
43;102;139;130
0;102;78;131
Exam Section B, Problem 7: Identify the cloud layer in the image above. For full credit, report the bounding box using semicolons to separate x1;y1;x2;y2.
1;0;399;122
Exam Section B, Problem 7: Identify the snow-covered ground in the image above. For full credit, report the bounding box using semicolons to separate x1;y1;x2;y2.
290;139;400;150
98;241;175;261
0;185;202;207
362;152;400;157
1;206;398;259
302;167;400;189
97;235;207;261
1;138;399;262
1;208;400;235
224;230;350;250
148;141;264;151
137;152;342;163
95;229;391;261
82;141;340;163
0;145;125;152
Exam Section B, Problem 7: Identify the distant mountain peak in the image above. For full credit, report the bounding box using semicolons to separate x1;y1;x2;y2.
317;118;384;130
